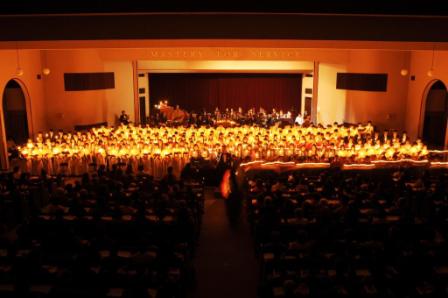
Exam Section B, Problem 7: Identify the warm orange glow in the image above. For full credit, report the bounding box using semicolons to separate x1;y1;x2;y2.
220;169;232;199
428;150;448;154
137;60;314;73
294;162;331;168
342;164;376;170
261;161;296;167
371;159;429;164
430;161;448;168
18;123;431;176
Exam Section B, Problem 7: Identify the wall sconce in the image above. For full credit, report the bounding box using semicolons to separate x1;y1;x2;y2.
16;67;24;77
15;43;23;76
427;45;435;77
42;51;50;75
400;51;409;76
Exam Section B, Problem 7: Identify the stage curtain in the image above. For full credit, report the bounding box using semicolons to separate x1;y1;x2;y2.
149;73;302;113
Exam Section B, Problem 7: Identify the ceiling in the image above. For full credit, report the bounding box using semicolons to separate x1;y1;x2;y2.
1;13;448;43
1;1;447;16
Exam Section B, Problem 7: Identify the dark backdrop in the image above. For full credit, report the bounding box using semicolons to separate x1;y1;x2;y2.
149;73;302;112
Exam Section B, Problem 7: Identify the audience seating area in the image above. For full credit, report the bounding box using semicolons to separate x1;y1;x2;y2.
3;157;448;298
0;165;204;298
246;168;448;298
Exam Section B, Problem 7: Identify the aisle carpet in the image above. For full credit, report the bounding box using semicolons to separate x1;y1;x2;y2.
191;189;259;298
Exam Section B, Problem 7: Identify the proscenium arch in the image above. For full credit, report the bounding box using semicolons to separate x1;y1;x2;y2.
418;79;448;149
138;60;312;125
0;78;34;170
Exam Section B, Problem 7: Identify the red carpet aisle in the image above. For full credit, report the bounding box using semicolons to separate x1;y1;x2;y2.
191;189;259;298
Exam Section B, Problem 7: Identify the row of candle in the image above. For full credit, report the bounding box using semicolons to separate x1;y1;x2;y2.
18;123;428;162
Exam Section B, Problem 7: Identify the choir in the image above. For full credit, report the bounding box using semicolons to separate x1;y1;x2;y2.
16;122;430;177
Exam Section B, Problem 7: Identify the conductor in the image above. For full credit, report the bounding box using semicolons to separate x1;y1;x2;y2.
119;110;130;125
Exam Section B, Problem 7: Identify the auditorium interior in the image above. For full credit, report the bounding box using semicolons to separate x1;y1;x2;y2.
1;2;448;298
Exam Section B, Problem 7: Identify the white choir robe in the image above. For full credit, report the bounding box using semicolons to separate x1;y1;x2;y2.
52;156;61;175
58;156;71;176
81;155;92;174
107;156;117;171
171;154;182;179
142;155;151;175
153;156;163;180
95;154;106;168
130;156;139;174
42;157;53;176
161;156;170;179
149;156;156;177
182;154;190;171
31;157;43;176
71;156;83;176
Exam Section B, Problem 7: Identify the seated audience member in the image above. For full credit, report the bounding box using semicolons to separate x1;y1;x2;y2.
163;166;177;186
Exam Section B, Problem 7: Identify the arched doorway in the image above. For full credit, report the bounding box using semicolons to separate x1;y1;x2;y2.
422;80;448;149
2;79;29;146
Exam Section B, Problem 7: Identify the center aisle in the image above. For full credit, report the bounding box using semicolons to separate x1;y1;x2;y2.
191;189;259;298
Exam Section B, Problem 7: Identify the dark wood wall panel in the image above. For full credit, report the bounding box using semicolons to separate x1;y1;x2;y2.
139;97;147;124
64;72;115;91
304;96;312;116
336;73;388;92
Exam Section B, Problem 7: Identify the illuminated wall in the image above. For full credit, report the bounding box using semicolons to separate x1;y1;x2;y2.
43;50;107;130
0;47;429;135
104;61;135;126
406;50;448;142
43;50;136;130
344;50;410;132
0;49;46;168
0;50;46;134
317;63;347;125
